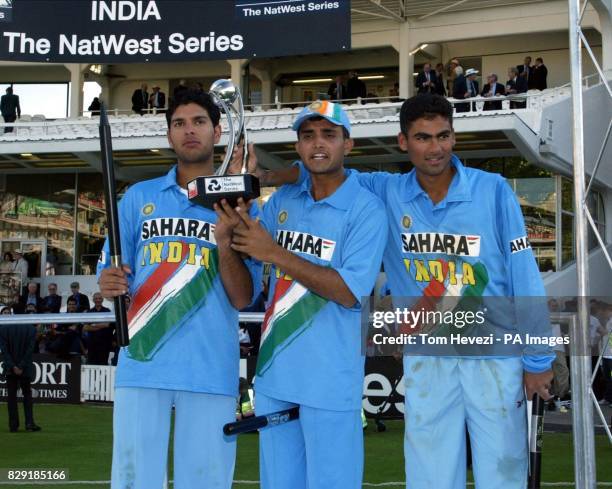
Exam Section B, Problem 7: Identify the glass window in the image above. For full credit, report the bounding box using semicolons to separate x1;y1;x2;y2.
75;174;107;275
561;213;575;266
507;177;556;271
0;174;75;275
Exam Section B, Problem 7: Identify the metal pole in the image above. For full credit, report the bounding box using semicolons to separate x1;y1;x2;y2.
568;1;597;488
0;312;266;326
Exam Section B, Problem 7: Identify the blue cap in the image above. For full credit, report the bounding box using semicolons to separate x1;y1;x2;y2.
292;100;351;135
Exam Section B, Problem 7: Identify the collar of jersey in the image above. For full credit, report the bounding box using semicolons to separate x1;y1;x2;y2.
160;166;180;191
401;154;471;203
296;165;357;210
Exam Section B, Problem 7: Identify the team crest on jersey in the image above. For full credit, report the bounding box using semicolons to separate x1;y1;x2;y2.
402;215;412;229
276;230;336;261
142;203;155;216
402;233;481;257
510;236;531;254
278;210;288;224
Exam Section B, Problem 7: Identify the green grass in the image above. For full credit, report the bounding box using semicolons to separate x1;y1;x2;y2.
0;404;610;488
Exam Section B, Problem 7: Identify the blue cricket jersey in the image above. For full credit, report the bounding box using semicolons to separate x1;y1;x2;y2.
255;170;388;411
297;156;554;372
97;166;261;396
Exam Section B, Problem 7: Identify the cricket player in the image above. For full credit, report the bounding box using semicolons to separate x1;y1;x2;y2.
231;100;387;489
98;89;259;489
248;93;554;489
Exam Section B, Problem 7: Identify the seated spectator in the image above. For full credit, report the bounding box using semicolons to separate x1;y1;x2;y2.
506;67;528;109
41;282;62;313
83;292;113;365
19;282;42;313
68;281;90;312
46;297;85;358
388;82;400;102
1;305;13;315
481;73;505;111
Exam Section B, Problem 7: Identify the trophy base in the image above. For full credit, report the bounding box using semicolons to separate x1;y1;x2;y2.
187;174;261;209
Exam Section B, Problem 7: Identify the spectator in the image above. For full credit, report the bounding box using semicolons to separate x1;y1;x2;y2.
19;282;42;313
47;297;85;358
547;299;570;407
452;66;469;112
434;63;446;96
596;303;612;406
173;79;188;99
131;83;149;115
41;282;62;313
0;252;14;273
464;69;480;111
88;97;101;116
83;292;113;365
0;306;41;432
12;249;29;292
415;63;438;94
447;58;462;95
517;56;533;89
327;75;346;101
149;86;166;113
1;305;12;315
389;82;400;102
236;377;254;421
346;71;366;102
531;57;548;91
1;86;21;134
506;67;528;109
68;281;90;312
481;73;505;111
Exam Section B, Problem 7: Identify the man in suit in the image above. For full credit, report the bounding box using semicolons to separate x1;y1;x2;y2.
131;83;149;115
452;66;469;113
0;312;41;432
41;282;62;313
1;86;21;133
327;75;346;101
434;63;446;96
531;57;548;91
149;86;166;113
19;282;43;313
481;73;506;111
346;71;367;102
415;63;438;94
68;281;90;313
517;56;533;89
506;67;528;109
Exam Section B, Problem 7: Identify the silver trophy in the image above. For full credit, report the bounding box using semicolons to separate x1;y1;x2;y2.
187;79;260;208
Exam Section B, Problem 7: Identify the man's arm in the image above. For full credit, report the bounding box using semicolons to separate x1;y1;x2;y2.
17;326;36;371
214;199;254;310
232;209;354;308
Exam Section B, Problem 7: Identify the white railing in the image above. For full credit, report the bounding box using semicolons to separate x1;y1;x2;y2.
81;364;115;402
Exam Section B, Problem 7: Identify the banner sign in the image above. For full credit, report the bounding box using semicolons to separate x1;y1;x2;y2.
241;356;405;419
0;0;351;63
0;354;81;404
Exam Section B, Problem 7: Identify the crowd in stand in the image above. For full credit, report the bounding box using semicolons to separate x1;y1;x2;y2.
414;55;549;112
0;281;119;367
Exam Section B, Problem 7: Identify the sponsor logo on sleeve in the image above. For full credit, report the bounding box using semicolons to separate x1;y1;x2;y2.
510;236;531;254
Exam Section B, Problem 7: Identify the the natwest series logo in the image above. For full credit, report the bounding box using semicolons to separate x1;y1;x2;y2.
276;230;336;261
402;233;481;257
